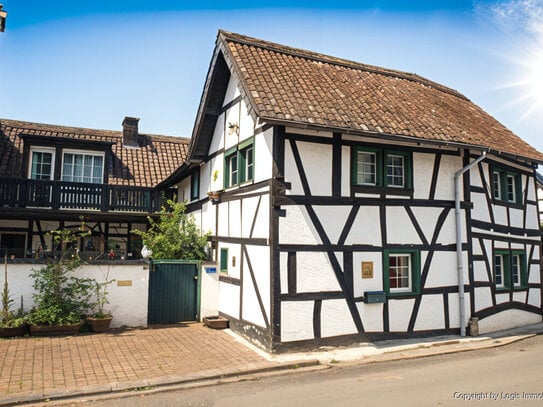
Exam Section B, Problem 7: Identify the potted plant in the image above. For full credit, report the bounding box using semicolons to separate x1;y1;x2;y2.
87;266;115;332
0;252;26;337
27;225;95;336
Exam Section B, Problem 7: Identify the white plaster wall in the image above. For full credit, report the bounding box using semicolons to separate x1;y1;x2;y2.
209;155;225;192
296;252;340;292
513;291;527;302
279;252;289;294
478;309;542;334
528;288;541;308
223;76;241;105
243;245;271;327
284;140;304;195
344;206;381;247
473;261;489;283
414;294;445;330
425;251;466;287
209;113;225;155
493;205;508;226
352;252;383;297
470;162;484;188
388;299;415;331
529;264;541;284
254;128;273;184
217;202;229;237
410;207;459;245
509;207;524;229
474;287;494;311
448;292;470;329
218;282;240;319
320;299;358;337
313;206;352;244
241;195;261;238
357;303;384;332
434;155;459;200
412;152;434;200
224;103;241;151
527;177;537;201
526;203;539;230
200;262;219;318
386;206;423;245
1;263;150;328
495;293;510;305
200;202;216;235
279;206;321;245
471;193;491;223
296;141;332;196
239;99;255;142
228;200;242;237
177;177;191;203
281;301;314;342
252;195;270;239
218;243;241;279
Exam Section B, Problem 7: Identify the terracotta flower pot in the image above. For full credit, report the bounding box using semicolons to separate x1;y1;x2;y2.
203;316;229;329
87;316;113;332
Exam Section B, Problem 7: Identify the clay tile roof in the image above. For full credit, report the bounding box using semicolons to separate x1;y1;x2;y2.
218;30;543;163
0;118;190;187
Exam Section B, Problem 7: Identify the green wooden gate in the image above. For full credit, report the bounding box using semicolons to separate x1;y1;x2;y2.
148;260;200;324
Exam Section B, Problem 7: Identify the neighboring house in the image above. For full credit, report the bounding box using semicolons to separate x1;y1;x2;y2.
0;117;189;259
163;30;543;352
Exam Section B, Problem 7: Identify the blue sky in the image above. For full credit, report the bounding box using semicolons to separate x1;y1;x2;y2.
1;1;542;154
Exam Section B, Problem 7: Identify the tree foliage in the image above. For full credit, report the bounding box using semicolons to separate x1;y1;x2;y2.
133;199;210;260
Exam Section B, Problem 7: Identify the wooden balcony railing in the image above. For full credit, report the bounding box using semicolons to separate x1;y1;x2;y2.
0;177;165;213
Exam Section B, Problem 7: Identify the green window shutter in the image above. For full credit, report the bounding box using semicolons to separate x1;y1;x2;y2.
220;248;228;272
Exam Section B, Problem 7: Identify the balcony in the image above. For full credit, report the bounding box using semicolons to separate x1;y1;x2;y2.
0;177;166;213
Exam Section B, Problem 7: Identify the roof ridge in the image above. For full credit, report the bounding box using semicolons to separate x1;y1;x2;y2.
218;30;469;101
0;118;190;143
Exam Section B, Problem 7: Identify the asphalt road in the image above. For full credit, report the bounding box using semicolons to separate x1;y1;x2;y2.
67;334;543;406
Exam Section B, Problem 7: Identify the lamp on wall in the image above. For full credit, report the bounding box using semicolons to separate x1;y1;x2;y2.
227;121;239;135
0;4;7;33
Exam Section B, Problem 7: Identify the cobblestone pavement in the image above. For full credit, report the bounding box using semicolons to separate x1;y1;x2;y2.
0;323;275;402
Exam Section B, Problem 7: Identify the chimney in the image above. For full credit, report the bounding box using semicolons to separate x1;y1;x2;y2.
122;116;140;147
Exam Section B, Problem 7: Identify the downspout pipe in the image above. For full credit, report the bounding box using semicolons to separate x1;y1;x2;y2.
455;150;487;336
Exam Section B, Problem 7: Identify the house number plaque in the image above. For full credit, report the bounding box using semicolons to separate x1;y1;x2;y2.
361;262;374;279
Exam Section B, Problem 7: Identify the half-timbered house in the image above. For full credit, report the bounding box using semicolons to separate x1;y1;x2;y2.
0;117;189;260
163;31;543;352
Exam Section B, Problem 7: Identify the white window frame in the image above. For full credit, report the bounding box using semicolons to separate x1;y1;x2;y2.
512;254;521;287
357;151;377;186
388;253;412;293
28;147;55;180
61;149;105;184
387;154;405;188
506;174;516;203
494;254;504;288
492;170;502;200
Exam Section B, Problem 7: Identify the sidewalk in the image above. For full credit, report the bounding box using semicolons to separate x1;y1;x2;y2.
1;322;541;406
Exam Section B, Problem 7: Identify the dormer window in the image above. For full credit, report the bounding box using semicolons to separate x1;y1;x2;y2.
29;147;54;180
61;150;104;184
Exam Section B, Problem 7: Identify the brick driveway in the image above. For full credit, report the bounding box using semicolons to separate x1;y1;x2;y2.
0;323;276;402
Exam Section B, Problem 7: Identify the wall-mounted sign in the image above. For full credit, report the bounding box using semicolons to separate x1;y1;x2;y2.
205;267;217;274
117;280;133;287
361;262;374;279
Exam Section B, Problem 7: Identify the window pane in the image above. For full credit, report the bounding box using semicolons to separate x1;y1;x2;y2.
230;155;238;185
512;255;520;286
389;254;411;291
357;151;376;185
62;153;103;184
493;171;501;199
387;155;404;187
507;175;515;202
31;151;53;180
494;255;503;287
